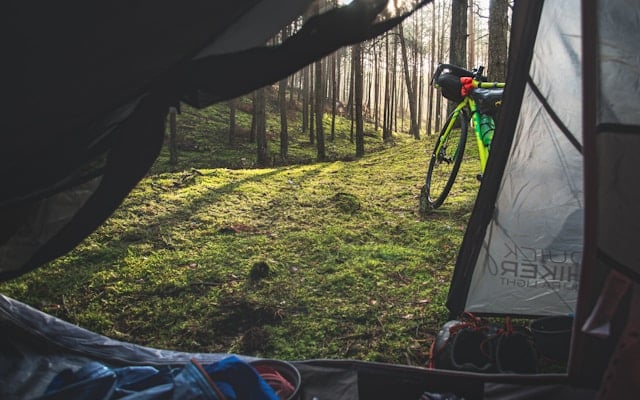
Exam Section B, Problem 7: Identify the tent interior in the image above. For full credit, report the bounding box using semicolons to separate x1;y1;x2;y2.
2;0;639;398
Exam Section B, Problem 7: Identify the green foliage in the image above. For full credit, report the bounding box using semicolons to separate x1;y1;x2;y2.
0;99;486;366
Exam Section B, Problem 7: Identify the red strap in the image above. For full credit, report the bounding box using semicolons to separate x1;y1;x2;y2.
460;76;474;97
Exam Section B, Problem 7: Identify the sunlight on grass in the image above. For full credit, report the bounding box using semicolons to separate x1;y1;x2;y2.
0;98;484;365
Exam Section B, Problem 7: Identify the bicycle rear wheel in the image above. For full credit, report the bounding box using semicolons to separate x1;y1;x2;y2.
421;109;468;210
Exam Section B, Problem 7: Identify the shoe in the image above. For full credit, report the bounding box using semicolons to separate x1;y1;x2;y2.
449;327;495;372
494;318;538;374
429;313;497;373
430;319;467;370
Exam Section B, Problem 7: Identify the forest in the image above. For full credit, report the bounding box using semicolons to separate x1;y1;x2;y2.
0;0;521;367
162;0;511;171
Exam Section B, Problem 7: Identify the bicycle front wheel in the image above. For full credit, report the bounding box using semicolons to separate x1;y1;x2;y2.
422;109;468;210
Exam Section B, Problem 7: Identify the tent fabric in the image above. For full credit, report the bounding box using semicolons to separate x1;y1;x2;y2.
594;0;640;281
444;0;545;318
568;0;640;392
448;0;584;317
448;0;640;394
2;294;593;400
3;0;640;397
37;357;279;400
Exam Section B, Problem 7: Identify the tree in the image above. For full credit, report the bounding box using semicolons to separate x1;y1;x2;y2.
278;77;288;161
434;1;446;134
448;0;468;116
414;9;425;136
315;58;326;161
254;87;269;166
382;32;392;141
168;106;178;166
488;0;509;81
249;91;257;143
450;0;468;68
373;43;380;133
426;2;437;135
353;43;365;157
302;65;310;133
468;0;475;69
398;22;420;139
309;64;315;144
228;99;237;146
330;51;338;141
278;28;289;161
390;31;398;135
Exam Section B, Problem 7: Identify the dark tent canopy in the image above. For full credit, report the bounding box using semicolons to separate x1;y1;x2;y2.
2;0;639;399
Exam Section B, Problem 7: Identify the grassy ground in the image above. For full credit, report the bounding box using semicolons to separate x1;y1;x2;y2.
0;97;486;366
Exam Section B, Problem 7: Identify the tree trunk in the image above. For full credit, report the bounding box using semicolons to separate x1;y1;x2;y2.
398;23;420;139
426;2;436;135
168;106;178;165
448;0;468;116
417;54;424;136
315;59;326;161
414;12;422;137
347;47;355;117
399;84;405;133
302;65;310;132
365;57;372;119
309;64;315;144
331;52;337;141
373;46;380;133
435;1;446;133
382;32;392;141
228;99;236;146
488;0;509;81
288;74;295;105
255;87;269;166
250;91;257;143
391;31;398;135
468;0;475;69
336;47;342;111
353;43;365;157
450;0;468;68
350;51;355;143
279;28;289;161
279;78;288;161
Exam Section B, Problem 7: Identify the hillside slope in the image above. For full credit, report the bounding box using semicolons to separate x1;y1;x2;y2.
0;139;481;365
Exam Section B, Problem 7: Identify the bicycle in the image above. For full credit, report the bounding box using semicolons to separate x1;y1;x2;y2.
419;63;505;211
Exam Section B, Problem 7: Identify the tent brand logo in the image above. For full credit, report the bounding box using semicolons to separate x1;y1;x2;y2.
490;243;581;291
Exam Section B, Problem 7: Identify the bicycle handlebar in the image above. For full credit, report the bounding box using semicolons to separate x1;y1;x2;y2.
431;63;487;85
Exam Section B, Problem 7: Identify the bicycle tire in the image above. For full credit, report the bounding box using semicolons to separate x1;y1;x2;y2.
422;109;468;210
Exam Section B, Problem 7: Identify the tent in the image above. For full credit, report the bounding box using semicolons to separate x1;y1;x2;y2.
1;0;638;398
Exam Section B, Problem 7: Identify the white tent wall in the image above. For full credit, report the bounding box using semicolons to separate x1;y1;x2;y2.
462;0;585;316
446;0;640;394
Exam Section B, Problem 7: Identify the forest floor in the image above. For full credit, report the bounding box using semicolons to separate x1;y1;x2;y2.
1;97;485;366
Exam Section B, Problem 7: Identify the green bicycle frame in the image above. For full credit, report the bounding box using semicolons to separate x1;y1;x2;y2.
434;97;492;175
469;98;490;172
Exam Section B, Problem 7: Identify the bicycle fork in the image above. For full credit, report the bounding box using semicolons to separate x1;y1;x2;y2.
435;107;464;164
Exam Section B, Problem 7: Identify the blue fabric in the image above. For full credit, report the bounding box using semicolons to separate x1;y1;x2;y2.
37;356;279;400
203;356;277;400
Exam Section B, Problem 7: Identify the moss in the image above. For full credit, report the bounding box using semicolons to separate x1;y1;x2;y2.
1;106;486;366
